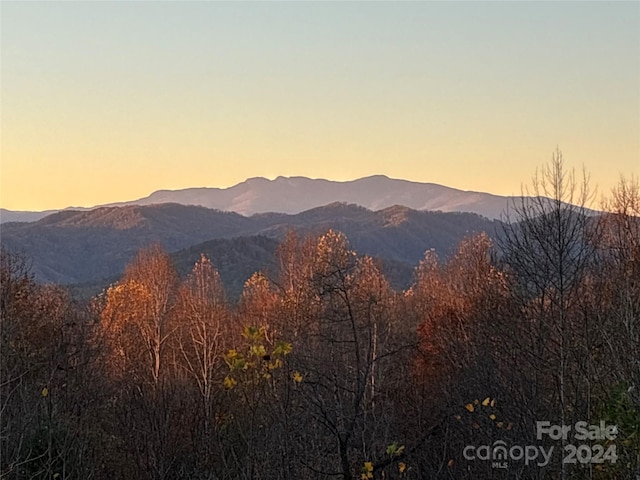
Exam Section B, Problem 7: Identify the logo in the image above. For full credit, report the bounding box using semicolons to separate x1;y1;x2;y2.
463;421;618;469
464;440;553;469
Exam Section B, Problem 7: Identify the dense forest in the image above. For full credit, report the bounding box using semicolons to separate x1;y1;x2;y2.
1;156;639;479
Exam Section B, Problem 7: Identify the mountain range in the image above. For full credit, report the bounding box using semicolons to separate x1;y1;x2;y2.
1;175;524;223
1;202;500;298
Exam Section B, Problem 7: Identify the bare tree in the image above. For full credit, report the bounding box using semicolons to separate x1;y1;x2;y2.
283;230;409;479
1;249;100;479
498;149;598;479
174;254;229;427
591;176;640;479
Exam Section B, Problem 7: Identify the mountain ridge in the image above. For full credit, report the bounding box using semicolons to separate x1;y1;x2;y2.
1;202;499;286
1;175;521;223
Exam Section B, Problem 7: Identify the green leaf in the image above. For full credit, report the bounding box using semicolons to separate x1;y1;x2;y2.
386;442;404;456
241;326;263;342
273;341;293;356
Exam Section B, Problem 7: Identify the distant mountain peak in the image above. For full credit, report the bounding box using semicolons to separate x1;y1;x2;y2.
1;175;530;223
128;175;516;219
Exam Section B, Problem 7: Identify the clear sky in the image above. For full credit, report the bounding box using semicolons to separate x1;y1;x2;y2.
1;1;638;211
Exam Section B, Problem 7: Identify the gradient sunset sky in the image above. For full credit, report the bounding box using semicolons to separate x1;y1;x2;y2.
1;1;638;211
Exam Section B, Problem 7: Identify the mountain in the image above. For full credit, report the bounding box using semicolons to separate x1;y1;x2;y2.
0;204;262;284
113;175;516;219
170;235;416;301
171;236;280;300
0;175;524;223
0;202;500;288
0;208;58;223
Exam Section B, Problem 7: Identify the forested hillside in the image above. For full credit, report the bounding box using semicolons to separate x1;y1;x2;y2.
1;160;639;479
1;203;497;286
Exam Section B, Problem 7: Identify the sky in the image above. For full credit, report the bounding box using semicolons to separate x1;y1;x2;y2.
1;1;638;211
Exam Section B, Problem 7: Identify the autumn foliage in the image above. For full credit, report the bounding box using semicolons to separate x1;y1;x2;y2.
2;166;639;479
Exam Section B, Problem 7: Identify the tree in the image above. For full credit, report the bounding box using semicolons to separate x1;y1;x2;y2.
591;176;640;478
283;230;409;479
272;230;318;339
174;254;229;428
239;271;279;339
1;249;101;479
498;149;599;479
100;244;178;387
98;244;183;480
412;233;509;477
